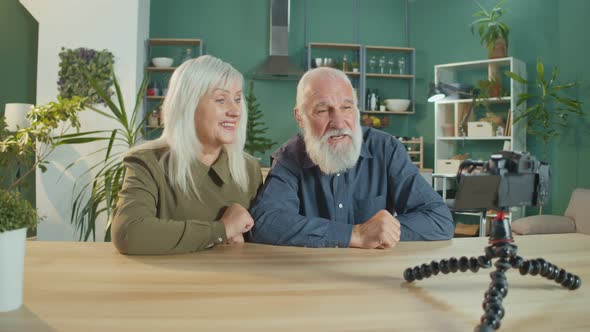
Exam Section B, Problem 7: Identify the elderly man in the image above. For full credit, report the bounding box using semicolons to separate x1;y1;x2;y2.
250;67;454;249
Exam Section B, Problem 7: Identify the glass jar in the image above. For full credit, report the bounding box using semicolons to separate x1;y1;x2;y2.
378;56;386;74
398;57;406;75
341;55;350;72
368;56;377;73
387;57;396;74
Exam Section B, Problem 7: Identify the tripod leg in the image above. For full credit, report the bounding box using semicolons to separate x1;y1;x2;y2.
513;257;582;290
475;258;510;331
403;255;492;282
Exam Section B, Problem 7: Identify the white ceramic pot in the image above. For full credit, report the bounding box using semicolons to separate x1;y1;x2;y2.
0;227;27;312
4;103;32;132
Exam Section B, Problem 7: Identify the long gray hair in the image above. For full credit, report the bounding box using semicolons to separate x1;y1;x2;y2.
135;55;248;198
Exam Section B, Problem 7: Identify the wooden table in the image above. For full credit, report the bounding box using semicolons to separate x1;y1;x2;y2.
1;234;589;331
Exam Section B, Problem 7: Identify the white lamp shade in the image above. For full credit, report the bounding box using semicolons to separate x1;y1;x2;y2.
4;103;32;132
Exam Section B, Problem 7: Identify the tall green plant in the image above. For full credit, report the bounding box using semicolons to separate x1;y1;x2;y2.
505;59;584;160
470;0;509;51
58;71;160;241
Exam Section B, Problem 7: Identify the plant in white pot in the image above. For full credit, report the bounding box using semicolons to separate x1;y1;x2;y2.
0;97;84;311
0;189;37;311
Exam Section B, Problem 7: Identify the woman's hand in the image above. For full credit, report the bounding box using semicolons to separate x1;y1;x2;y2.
221;203;254;239
226;234;245;244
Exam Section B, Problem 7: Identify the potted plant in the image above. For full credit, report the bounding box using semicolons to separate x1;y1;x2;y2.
0;189;37;311
505;59;584;161
470;0;509;58
0;97;84;312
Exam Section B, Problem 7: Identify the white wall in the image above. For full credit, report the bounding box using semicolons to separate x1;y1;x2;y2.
20;0;150;241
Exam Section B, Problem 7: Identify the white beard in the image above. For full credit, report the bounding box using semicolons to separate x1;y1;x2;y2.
301;119;363;175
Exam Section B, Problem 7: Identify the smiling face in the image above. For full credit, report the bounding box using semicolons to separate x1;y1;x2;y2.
296;75;358;148
194;80;243;153
294;71;362;174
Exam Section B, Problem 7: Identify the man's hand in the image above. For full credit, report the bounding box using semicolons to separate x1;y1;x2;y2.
349;210;401;249
221;203;254;239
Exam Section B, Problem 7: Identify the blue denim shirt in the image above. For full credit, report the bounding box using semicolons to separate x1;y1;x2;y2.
250;127;454;247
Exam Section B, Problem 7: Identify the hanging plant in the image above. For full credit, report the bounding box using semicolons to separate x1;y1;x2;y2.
57;47;115;105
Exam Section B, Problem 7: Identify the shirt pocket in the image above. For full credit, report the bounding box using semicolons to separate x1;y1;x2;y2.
353;194;387;224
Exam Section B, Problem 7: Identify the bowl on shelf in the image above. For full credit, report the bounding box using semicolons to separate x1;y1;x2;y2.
384;99;410;112
152;57;174;68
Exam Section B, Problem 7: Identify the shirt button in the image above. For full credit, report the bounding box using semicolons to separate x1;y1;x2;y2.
217;237;223;243
338;203;343;208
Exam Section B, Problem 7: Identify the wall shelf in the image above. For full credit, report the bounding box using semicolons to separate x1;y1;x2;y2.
306;42;416;118
308;42;361;50
365;46;414;52
366;73;414;79
146;67;176;72
436;96;511;104
149;38;201;46
436;136;512;141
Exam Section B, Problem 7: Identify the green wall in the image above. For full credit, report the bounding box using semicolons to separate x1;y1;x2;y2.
0;0;38;203
150;0;589;215
149;0;410;166
2;0;587;216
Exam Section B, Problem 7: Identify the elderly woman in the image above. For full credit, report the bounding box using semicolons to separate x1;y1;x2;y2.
111;55;262;255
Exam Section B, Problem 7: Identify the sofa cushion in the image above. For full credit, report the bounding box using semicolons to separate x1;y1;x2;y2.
565;188;590;235
512;215;576;235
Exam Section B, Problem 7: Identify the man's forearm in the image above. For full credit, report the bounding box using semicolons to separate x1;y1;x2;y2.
251;210;354;247
397;206;454;241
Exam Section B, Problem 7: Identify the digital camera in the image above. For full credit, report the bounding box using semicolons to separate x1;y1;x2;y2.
453;151;550;211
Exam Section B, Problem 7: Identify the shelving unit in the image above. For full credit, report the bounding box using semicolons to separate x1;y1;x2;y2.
306;43;416;116
144;38;204;135
362;45;415;115
400;137;424;169
432;57;527;231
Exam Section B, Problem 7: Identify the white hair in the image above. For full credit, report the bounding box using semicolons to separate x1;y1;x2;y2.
295;67;363;174
134;55;248;198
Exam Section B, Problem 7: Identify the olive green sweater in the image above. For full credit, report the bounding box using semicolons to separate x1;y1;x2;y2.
111;147;262;255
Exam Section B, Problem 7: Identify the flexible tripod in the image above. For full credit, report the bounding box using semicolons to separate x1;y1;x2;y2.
403;210;582;331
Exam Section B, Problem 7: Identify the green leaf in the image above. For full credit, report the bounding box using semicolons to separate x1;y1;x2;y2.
82;69;124;122
504;71;527;84
111;69;128;126
537;60;546;85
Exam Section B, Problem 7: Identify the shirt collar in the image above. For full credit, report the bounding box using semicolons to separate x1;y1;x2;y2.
301;127;373;169
210;149;231;184
192;148;231;185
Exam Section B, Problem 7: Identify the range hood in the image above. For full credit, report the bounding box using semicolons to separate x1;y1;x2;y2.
252;0;305;80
